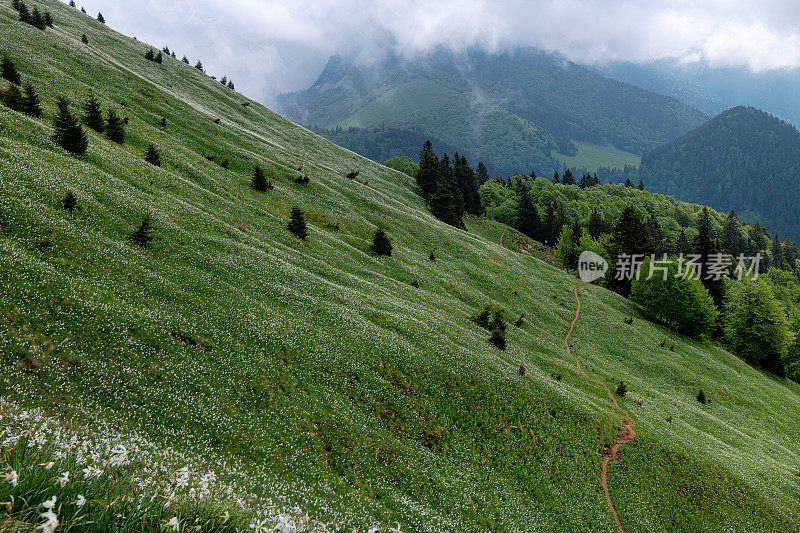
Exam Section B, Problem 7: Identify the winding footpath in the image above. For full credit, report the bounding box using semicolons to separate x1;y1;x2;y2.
565;286;636;533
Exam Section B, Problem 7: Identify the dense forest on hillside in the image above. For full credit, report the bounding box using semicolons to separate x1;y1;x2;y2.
279;49;706;176
640;106;800;241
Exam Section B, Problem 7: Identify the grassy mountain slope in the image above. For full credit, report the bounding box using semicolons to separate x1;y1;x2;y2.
279;49;706;176
1;2;800;531
640;106;800;241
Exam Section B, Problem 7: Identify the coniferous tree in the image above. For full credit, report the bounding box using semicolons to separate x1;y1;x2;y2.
30;6;44;29
371;228;392;256
552;171;560;184
82;94;104;132
2;84;24;112
194;60;204;71
562;169;575;185
697;389;707;404
12;0;20;8
21;84;41;117
17;1;30;23
771;234;787;270
144;143;161;166
692;207;725;306
722;210;743;256
81;7;86;14
608;205;651;297
429;154;464;228
287;206;307;240
62;191;76;212
105;108;125;143
624;178;634;188
476;161;489;185
227;80;235;90
1;56;21;85
220;76;227;85
129;216;155;246
587;208;612;238
517;183;542;241
69;0;75;6
44;11;53;27
145;49;155;61
182;55;189;64
251;164;272;191
453;153;481;215
637;180;645;191
542;202;558;245
154;52;163;64
415;140;439;201
52;97;88;155
96;12;105;23
81;33;89;44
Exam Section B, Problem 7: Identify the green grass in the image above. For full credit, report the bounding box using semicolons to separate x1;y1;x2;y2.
0;1;799;531
553;140;641;171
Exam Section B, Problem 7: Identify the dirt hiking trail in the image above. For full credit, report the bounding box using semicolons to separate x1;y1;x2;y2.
566;285;636;533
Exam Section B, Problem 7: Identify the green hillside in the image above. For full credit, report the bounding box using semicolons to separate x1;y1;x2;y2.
1;2;800;532
279;49;706;176
640;106;800;241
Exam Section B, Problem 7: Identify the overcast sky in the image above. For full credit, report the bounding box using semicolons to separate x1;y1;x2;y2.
72;0;800;104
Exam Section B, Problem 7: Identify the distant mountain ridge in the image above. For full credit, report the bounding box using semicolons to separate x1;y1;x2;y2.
279;48;707;175
640;106;800;240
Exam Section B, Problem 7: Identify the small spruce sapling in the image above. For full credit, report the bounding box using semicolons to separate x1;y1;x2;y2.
62;191;77;212
696;389;707;404
105;109;125;143
130;216;155;246
53;97;88;155
144;143;161;166
371;228;392;256
616;381;627;397
287;207;308;240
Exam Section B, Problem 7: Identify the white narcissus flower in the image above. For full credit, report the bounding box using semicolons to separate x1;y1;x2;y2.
165;516;180;531
39;462;55;470
248;518;268;532
2;469;18;487
57;471;70;488
42;496;57;510
36;510;59;533
74;494;86;507
273;514;295;533
221;511;230;523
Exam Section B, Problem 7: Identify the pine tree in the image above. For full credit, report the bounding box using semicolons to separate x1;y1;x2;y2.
52;97;88;155
227;80;235;90
543;202;558;245
62;191;76;212
144;144;161;166
145;49;155;61
69;0;75;6
1;56;21;85
44;11;53;27
96;12;105;23
81;33;89;44
252;164;272;191
562;169;575;185
81;7;86;14
624;178;634;188
371;228;392;256
552;171;560;184
21;84;41;117
616;381;627;397
182;55;189;64
517;183;541;241
82;94;104;132
154;52;163;64
453;154;481;215
476;161;490;185
696;389;707;404
675;229;690;255
105;108;125;143
287;206;308;240
220;76;227;85
30;7;45;29
415;140;439;201
2;84;24;112
637;180;645;191
587;208;611;238
771;234;787;270
129;216;155;246
194;60;204;71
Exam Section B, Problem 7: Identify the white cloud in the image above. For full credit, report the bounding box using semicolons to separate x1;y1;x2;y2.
68;0;800;101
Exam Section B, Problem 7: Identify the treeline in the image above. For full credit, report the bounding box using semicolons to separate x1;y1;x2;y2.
414;140;482;228
640;106;800;241
479;174;800;381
